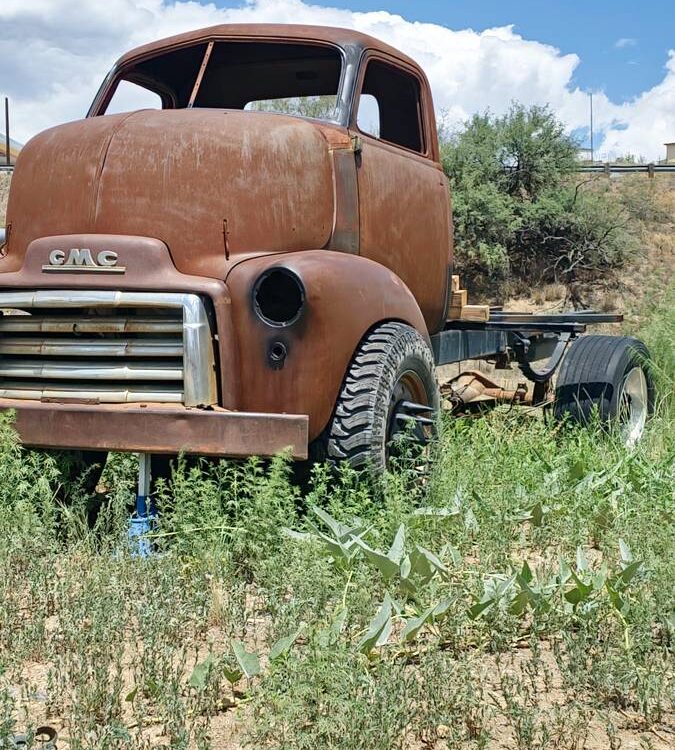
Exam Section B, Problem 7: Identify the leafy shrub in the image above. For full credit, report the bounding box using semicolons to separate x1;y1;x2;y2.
0;411;60;544
441;104;636;298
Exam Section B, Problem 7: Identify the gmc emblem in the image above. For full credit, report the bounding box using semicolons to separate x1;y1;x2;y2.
42;248;126;273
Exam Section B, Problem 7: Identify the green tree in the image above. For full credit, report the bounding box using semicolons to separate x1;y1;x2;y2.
249;94;337;120
441;104;633;298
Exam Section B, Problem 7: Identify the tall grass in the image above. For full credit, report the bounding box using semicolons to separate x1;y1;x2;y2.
0;289;672;749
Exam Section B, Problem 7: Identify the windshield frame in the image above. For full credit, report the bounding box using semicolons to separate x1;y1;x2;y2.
87;36;361;127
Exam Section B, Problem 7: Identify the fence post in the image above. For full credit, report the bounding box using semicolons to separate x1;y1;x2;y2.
4;98;9;167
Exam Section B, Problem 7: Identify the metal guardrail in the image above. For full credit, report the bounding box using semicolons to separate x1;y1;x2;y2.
577;164;675;175
0;165;13;172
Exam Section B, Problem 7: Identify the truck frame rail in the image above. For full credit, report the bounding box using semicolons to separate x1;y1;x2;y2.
431;310;623;391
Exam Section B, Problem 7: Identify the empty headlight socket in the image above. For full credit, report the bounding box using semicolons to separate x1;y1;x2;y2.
253;268;305;370
253;267;305;328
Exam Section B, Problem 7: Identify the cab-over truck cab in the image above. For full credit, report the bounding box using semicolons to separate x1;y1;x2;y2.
0;24;452;470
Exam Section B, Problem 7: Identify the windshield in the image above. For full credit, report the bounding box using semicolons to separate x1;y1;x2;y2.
101;40;343;122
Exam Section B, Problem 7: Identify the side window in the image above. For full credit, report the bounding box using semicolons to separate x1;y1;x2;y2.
105;80;162;115
356;59;424;153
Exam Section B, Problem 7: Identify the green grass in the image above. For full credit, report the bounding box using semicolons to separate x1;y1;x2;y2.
0;289;673;750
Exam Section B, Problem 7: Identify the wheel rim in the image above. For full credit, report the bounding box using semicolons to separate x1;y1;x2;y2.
618;366;648;446
387;370;434;453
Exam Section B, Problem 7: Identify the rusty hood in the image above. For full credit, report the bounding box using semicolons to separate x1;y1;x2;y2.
4;109;337;278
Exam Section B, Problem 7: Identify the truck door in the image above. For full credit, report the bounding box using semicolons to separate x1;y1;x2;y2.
352;55;452;334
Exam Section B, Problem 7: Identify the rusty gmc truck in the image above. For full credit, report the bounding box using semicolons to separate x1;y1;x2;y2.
0;24;654;479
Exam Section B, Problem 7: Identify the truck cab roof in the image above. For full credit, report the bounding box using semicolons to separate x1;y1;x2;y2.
115;23;421;71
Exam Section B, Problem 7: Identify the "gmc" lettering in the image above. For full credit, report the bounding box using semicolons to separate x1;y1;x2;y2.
42;248;126;273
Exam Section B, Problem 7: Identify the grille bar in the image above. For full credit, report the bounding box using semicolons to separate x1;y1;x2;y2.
0;337;184;357
0;382;183;403
0;316;183;334
0;359;183;381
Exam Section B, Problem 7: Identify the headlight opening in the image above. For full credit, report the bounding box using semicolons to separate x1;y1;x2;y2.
253;267;305;327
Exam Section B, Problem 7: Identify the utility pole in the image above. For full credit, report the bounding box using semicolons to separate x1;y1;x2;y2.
589;92;594;164
4;97;9;167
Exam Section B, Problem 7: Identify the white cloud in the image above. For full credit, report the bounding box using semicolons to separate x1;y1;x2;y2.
599;51;675;160
614;37;637;48
0;0;673;160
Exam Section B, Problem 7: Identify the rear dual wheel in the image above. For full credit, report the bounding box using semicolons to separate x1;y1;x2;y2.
554;335;654;445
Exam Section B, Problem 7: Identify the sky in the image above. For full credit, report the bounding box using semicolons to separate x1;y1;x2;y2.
1;0;673;160
313;0;674;103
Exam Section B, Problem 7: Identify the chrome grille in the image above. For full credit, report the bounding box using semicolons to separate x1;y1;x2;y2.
0;291;217;406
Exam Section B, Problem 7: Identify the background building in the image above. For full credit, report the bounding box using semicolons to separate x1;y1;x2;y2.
576;147;594;163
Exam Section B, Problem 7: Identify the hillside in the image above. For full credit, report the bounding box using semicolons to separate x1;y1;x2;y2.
499;176;675;330
0;172;9;226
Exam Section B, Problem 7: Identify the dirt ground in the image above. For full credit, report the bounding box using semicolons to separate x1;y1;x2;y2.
10;631;673;750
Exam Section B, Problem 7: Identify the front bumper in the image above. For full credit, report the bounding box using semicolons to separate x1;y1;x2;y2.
2;400;309;459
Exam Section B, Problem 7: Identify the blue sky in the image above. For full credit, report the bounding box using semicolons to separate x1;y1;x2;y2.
218;0;674;103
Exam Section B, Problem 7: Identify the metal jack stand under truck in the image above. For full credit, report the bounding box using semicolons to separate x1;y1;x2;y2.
128;453;156;557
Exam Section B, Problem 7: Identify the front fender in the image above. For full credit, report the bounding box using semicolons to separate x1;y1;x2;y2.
226;251;429;440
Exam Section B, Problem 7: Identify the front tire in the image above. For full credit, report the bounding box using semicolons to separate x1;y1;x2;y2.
554;335;654;445
323;322;440;472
